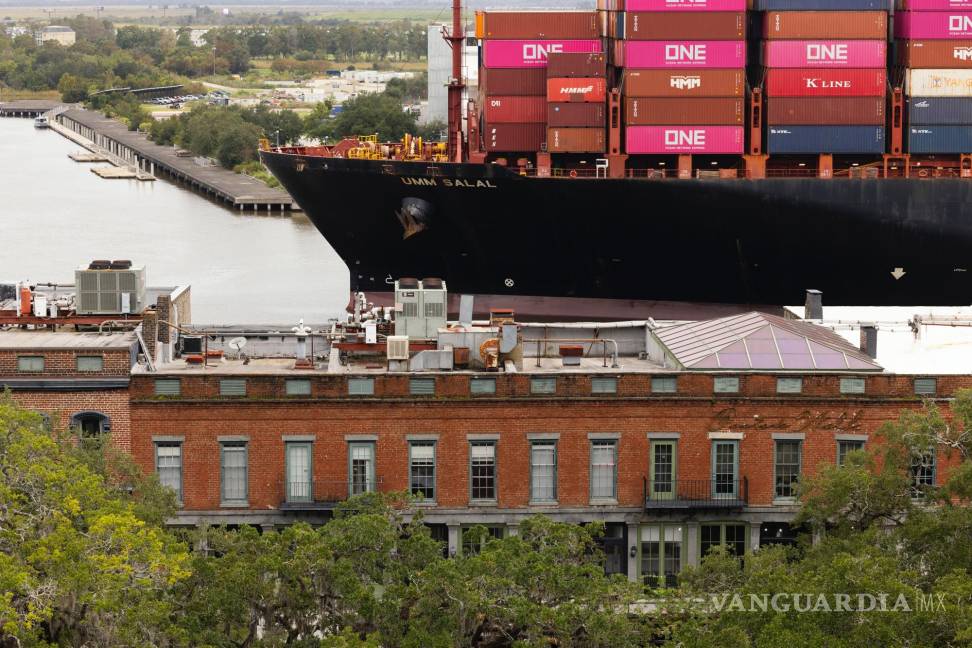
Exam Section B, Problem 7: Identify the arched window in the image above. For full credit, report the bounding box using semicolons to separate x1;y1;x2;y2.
70;411;111;448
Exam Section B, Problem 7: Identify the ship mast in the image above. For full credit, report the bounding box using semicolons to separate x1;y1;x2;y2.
445;0;465;163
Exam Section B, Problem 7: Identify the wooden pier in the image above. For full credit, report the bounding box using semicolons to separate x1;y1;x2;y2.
0;100;64;118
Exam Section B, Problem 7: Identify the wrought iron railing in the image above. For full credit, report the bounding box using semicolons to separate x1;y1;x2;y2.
281;478;383;508
643;477;748;509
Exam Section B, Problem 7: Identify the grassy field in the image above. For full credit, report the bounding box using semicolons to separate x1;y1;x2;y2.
0;5;446;23
0;88;61;101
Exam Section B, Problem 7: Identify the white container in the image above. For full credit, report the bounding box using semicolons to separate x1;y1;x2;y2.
906;69;972;97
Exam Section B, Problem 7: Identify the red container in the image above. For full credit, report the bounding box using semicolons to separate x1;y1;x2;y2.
765;69;887;97
546;52;607;78
767;97;885;125
898;41;972;69
481;68;547;96
625;97;744;125
484;123;546;151
547;127;606;152
548;102;606;127
481;11;599;39
484;96;547;123
546;77;608;102
624;12;745;40
763;12;887;40
624;69;745;97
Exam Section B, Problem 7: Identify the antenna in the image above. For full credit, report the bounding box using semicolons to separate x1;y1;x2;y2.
227;337;248;364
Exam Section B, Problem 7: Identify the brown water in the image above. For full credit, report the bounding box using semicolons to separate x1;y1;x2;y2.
0;118;349;324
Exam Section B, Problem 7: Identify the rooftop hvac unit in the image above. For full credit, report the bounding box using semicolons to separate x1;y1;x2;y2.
387;335;410;360
75;264;146;315
393;278;448;339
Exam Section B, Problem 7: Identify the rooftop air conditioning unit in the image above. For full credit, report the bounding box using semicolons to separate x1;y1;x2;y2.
387;335;410;361
393;278;447;339
75;263;146;315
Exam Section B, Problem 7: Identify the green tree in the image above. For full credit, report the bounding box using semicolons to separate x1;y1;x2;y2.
57;73;89;102
314;91;417;143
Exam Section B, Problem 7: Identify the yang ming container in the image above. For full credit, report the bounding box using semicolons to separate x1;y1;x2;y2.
547;127;606;152
906;69;972;97
762;41;887;69
483;40;603;68
624;69;746;96
755;0;891;8
908;125;972;153
481;69;547;95
546;52;607;78
767;125;885;153
484;123;546;152
895;12;972;40
767;97;885;125
897;41;972;69
625;0;746;9
762;11;887;40
623;40;746;68
625;125;745;153
547;77;608;102
764;69;887;96
908;97;972;124
484;96;547;123
479;11;599;39
624;12;746;40
625;97;745;125
548;103;606;127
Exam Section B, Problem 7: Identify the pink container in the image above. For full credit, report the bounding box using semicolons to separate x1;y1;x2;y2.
625;126;744;154
895;12;972;40
763;40;886;68
898;0;972;10
624;0;746;10
483;39;603;68
623;41;746;69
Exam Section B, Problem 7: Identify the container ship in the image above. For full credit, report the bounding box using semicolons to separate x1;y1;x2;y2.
261;0;972;307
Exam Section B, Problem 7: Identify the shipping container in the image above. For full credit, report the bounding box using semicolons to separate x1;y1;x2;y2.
897;0;972;8
767;125;885;153
762;11;887;40
623;40;746;68
624;69;746;96
896;12;972;40
908;125;972;153
765;68;887;96
755;0;891;8
484;96;547;123
626;0;746;9
767;96;885;124
547;127;606;152
625;97;745;125
906;69;972;97
483;39;604;68
481;68;547;96
548;102;607;127
908;96;972;124
624;12;745;40
596;0;624;10
546;52;607;78
479;11;599;40
762;40;887;68
547;77;607;102
897;41;972;69
484;123;546;152
625;125;745;153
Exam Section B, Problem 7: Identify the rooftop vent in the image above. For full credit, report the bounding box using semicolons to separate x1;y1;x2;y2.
387;335;409;361
398;277;420;289
88;259;111;270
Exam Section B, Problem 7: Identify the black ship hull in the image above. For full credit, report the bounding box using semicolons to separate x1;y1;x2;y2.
261;150;972;306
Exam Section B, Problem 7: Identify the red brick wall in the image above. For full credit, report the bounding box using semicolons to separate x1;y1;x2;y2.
11;390;132;451
0;349;132;377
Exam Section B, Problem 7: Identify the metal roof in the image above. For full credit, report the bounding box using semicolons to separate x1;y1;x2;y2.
0;331;136;350
654;312;882;372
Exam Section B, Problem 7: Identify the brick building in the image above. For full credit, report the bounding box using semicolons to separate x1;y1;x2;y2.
128;311;963;584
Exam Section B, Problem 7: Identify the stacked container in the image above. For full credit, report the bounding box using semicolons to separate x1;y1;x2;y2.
758;0;890;154
618;0;748;155
896;0;972;152
477;11;602;153
546;52;608;152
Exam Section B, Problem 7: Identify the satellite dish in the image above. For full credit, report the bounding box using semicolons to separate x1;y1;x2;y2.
228;337;247;352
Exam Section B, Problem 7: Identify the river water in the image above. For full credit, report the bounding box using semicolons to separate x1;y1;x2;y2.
0;117;349;324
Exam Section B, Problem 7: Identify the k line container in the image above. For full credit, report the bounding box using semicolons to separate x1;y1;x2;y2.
547;127;607;152
623;69;746;96
764;68;888;96
623;40;746;68
897;41;972;69
908;96;972;123
625;125;745;153
767;125;886;153
547;77;608;102
762;40;887;68
895;12;972;40
897;0;972;8
908;125;972;152
481;68;547;96
483;40;603;68
546;52;607;78
625;97;745;125
484;96;547;123
755;0;892;8
766;96;886;124
479;12;599;40
548;102;607;127
906;68;972;96
762;11;887;40
624;12;746;40
484;123;546;151
625;0;747;9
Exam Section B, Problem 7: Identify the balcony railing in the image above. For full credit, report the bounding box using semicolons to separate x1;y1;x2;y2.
643;477;748;510
280;478;383;510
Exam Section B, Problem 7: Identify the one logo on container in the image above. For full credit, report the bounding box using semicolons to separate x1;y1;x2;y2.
806;43;848;62
671;75;702;89
665;129;706;146
666;44;707;62
950;15;972;34
522;43;563;61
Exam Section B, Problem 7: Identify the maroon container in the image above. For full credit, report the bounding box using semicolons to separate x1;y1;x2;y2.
547;127;606;152
763;11;887;40
546;52;608;78
624;12;746;40
548;102;607;127
484;123;546;151
767;96;885;125
623;69;745;97
484;96;547;123
481;11;599;39
897;41;972;69
625;97;744;125
481;68;547;96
